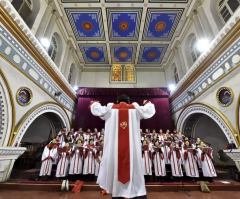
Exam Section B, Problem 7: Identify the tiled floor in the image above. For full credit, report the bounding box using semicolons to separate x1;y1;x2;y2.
0;191;240;199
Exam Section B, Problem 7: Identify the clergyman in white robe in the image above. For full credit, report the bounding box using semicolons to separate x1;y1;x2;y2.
91;101;155;198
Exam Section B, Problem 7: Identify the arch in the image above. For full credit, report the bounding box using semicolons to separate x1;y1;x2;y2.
68;63;77;86
48;32;63;67
11;0;40;28
176;103;239;146
0;69;15;146
12;102;70;147
184;33;199;67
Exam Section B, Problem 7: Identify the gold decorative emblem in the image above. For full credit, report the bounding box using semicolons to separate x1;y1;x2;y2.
120;121;128;129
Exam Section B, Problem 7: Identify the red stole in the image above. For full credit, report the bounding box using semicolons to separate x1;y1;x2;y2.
112;102;135;184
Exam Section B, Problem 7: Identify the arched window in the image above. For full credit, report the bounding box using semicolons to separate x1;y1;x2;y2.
218;0;240;23
190;36;200;63
173;65;179;84
11;0;40;28
124;65;135;82
111;64;122;82
68;64;76;86
48;35;58;62
111;64;136;83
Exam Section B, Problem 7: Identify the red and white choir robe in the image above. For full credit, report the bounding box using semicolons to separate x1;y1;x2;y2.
142;145;152;175
56;147;71;177
94;148;103;176
162;143;170;164
152;148;166;176
39;145;57;176
69;146;84;175
83;145;95;175
168;148;183;177
200;148;217;177
90;101;155;198
183;148;199;178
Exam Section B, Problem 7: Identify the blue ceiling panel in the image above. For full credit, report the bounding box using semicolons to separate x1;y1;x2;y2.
138;44;168;64
107;8;142;41
79;44;108;64
65;8;105;41
143;9;183;41
111;44;136;63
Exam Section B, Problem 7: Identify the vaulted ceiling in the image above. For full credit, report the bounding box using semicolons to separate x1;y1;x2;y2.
58;0;194;69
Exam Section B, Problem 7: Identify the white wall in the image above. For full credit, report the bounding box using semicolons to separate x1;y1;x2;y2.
79;70;166;88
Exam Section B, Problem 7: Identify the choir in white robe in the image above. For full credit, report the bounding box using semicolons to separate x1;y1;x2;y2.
162;144;170;164
142;145;152;175
153;148;166;176
200;148;217;177
83;146;95;175
95;150;103;176
183;148;199;178
168;148;183;177
90;101;155;198
69;147;84;175
39;145;57;176
56;149;70;177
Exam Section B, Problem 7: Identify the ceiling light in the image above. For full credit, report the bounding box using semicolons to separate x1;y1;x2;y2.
168;84;176;93
73;85;78;91
40;38;50;49
196;38;210;53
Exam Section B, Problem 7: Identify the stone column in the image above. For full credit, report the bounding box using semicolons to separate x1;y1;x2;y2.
0;147;26;182
193;9;206;38
197;6;214;39
43;10;58;40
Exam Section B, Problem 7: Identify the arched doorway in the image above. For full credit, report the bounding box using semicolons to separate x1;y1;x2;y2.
177;103;238;167
182;113;233;166
11;112;64;180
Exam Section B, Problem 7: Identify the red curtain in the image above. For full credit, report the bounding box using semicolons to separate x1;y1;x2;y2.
75;87;173;132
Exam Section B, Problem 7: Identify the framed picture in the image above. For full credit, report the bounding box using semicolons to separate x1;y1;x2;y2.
216;87;233;107
16;87;33;106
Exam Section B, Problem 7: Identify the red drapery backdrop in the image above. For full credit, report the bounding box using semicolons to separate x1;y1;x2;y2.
75;87;173;131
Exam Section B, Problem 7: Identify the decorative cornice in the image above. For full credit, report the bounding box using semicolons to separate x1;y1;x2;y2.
0;146;26;160
0;0;76;101
170;9;240;101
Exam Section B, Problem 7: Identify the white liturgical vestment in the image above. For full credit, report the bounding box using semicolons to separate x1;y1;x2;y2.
91;101;155;198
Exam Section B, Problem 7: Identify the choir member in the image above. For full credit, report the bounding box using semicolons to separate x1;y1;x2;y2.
83;138;95;175
152;140;166;177
199;142;217;178
182;141;199;178
142;139;152;176
39;139;58;177
69;139;84;175
168;143;183;177
56;143;71;178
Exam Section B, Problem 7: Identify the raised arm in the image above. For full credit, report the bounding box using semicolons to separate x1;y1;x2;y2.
132;101;156;119
90;101;113;120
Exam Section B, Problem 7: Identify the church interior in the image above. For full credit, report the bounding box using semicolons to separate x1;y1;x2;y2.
0;0;240;198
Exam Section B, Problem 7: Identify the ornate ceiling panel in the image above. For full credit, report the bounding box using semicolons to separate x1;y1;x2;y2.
59;0;192;68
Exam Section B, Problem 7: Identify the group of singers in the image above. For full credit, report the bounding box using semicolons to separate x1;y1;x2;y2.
39;128;217;180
